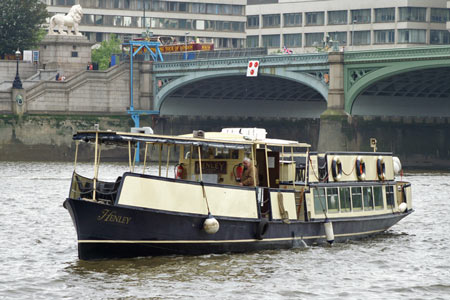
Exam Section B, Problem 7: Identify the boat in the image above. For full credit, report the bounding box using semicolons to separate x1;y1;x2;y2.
64;127;413;260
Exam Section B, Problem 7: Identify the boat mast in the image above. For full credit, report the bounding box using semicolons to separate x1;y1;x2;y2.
93;132;100;200
251;144;257;187
264;143;270;188
165;145;171;177
73;140;79;172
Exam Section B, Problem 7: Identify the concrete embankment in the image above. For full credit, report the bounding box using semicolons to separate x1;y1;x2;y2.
0;114;448;169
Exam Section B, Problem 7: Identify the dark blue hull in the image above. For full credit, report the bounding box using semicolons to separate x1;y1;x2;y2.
64;198;411;260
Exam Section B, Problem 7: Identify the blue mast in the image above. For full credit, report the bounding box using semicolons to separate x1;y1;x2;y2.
123;30;162;162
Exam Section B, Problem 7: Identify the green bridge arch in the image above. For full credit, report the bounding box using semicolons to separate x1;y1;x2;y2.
154;68;329;113
344;46;450;115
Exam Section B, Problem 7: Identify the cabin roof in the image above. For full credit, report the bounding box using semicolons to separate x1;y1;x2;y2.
73;130;310;149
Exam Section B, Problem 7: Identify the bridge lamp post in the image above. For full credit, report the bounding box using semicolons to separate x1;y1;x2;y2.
12;48;23;89
184;32;190;60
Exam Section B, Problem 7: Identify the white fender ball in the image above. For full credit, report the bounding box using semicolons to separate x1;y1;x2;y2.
203;214;220;234
399;202;407;213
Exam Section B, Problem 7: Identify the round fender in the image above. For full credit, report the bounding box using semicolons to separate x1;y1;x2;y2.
256;218;269;240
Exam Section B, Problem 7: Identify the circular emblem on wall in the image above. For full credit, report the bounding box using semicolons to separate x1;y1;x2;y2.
16;94;23;106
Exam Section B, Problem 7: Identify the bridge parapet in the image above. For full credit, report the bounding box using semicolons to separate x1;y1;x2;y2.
153;53;328;72
344;45;450;63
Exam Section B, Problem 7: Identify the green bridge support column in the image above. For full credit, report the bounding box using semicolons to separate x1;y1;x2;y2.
318;51;350;152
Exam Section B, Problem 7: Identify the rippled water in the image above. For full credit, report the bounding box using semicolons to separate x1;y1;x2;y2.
0;162;449;299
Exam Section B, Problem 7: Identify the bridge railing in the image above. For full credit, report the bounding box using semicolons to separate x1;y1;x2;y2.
161;47;268;61
153;52;329;71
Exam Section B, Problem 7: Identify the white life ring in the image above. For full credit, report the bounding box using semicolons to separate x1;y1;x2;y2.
331;156;342;181
376;156;386;181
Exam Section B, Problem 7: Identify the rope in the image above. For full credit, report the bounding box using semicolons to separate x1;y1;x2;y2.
341;160;356;176
200;181;211;214
309;158;329;183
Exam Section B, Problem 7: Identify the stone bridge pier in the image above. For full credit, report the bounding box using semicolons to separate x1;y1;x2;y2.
318;51;349;152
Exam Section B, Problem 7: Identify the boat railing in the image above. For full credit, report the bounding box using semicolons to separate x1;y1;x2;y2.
69;172;122;204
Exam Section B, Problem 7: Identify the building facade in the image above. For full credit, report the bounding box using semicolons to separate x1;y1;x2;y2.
247;0;450;52
42;0;247;48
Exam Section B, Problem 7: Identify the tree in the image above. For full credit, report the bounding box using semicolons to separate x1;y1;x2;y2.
91;34;122;70
0;0;49;57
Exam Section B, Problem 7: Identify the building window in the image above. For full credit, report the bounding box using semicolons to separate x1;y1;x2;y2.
247;36;259;48
305;32;324;46
247;15;259;28
283;33;301;47
232;5;244;16
191;3;206;14
262;14;281;28
328;31;347;45
284;13;302;27
262;34;280;48
375;8;395;22
399;7;426;22
352;31;370;45
95;32;103;42
95;15;103;25
430;30;450;44
71;51;78;57
305;12;324;25
374;30;395;44
351;9;371;24
328;10;347;25
82;14;94;25
398;29;426;43
431;8;450;23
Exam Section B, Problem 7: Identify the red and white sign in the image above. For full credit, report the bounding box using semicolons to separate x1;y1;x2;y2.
246;60;259;77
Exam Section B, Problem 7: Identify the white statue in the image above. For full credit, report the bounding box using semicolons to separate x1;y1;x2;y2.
48;4;83;36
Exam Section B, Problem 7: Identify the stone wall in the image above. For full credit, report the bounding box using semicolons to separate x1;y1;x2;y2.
0;61;38;84
24;63;135;114
2;114;447;169
0;91;10;112
39;35;92;77
0;114;133;161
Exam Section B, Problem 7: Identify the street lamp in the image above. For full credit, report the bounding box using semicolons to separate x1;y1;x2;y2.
184;32;190;60
12;48;23;89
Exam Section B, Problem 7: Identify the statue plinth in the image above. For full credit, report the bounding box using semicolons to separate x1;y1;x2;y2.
39;35;93;77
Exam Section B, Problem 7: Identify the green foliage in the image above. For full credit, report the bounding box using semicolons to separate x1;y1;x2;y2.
0;0;49;57
91;34;122;70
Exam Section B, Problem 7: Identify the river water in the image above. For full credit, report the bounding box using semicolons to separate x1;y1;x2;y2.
0;161;449;299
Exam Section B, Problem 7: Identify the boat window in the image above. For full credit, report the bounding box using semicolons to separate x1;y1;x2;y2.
189;146;238;159
314;187;326;214
327;188;339;213
363;187;374;211
339;187;351;212
351;187;363;211
386;185;395;207
373;186;384;210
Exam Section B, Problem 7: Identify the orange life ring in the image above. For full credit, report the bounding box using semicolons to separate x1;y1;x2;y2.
355;156;366;181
